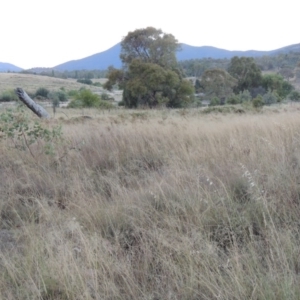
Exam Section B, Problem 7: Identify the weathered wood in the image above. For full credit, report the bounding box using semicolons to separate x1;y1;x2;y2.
15;88;50;119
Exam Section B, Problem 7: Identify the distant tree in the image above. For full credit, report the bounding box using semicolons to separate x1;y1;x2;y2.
201;69;237;99
105;27;194;108
194;79;203;93
279;67;294;81
238;90;252;102
228;56;262;93
48;92;60;115
262;74;293;99
122;60;192;108
226;94;240;105
120;27;179;68
263;90;278;105
250;86;266;98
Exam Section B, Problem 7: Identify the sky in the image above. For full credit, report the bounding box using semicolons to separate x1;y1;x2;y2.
1;0;299;69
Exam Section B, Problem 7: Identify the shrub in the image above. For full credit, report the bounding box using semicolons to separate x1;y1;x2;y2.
252;95;264;108
67;98;83;108
239;90;252;102
0;90;18;102
289;90;300;102
35;87;50;98
67;89;79;97
98;100;115;109
77;79;93;85
0;109;62;156
52;90;67;102
209;97;220;106
226;94;240;105
263;91;278;105
77;89;99;107
101;92;113;101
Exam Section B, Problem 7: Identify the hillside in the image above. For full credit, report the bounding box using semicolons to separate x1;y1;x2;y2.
0;73;106;94
54;43;122;71
53;42;300;72
0;62;23;72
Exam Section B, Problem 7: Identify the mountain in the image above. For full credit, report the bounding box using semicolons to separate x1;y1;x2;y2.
54;43;122;71
3;43;300;73
52;42;300;72
177;44;270;60
0;62;23;72
178;43;300;60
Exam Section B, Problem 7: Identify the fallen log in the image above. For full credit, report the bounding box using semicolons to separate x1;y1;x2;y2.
15;88;50;119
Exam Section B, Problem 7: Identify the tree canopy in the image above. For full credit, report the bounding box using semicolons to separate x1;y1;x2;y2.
104;27;194;108
120;27;180;68
201;69;237;99
262;73;294;99
228;56;262;93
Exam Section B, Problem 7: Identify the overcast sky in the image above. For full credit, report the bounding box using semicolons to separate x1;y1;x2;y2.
1;0;299;69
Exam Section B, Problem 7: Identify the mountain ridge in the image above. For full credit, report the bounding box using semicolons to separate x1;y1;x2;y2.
1;42;300;72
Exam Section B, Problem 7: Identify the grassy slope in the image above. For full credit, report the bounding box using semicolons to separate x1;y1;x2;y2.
1;106;300;299
0;73;107;94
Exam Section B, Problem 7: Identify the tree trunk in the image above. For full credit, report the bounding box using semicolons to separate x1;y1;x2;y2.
15;88;50;119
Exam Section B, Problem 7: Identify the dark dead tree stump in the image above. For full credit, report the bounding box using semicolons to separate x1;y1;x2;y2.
15;88;50;119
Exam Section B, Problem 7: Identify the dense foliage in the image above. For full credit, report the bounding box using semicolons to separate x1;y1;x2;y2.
104;27;194;108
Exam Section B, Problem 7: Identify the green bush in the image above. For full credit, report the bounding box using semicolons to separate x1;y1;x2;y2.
226;94;240;105
263;91;278;105
209;97;220;106
252;95;264;108
67;98;83;108
289;90;300;102
67;90;79;97
77;79;93;85
67;89;115;109
0;90;18;102
239;90;252;102
35;87;50;98
67;99;84;108
0;109;62;156
48;90;67;102
77;89;99;107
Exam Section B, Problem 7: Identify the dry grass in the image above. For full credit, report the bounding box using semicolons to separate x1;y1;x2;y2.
1;106;300;299
0;73;106;94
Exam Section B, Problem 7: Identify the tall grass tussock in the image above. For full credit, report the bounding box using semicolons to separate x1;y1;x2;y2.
1;106;300;299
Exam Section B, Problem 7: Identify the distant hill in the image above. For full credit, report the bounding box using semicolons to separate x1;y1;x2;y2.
4;42;300;73
0;62;23;72
178;43;300;60
177;44;271;60
52;42;300;72
54;43;122;71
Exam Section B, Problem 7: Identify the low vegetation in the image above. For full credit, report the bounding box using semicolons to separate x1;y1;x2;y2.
1;105;300;299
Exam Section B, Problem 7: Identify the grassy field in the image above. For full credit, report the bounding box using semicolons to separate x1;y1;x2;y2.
0;73;108;94
0;103;300;299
